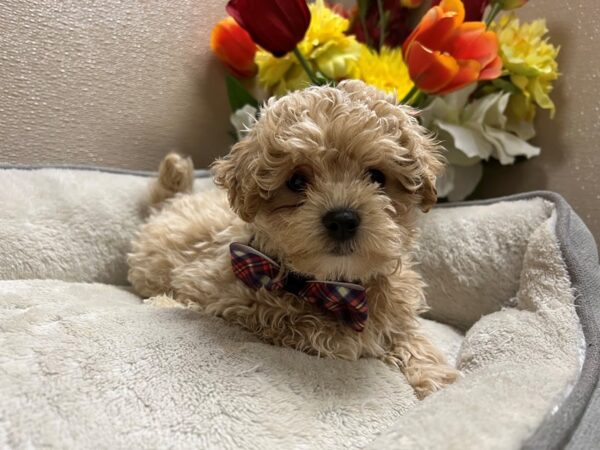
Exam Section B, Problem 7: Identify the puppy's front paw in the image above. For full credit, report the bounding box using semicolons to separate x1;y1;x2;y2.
382;350;460;399
406;362;461;399
144;294;186;309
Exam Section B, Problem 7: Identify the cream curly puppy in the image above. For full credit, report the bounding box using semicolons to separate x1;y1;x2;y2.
128;80;458;398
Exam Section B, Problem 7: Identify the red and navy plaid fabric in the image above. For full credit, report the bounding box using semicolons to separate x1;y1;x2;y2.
231;243;284;291
230;242;368;332
299;281;368;332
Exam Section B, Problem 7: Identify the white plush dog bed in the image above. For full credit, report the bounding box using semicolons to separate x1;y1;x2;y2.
0;167;598;450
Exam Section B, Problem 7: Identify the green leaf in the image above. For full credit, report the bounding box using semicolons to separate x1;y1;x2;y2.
474;77;520;98
357;0;373;48
383;10;391;28
357;0;370;19
491;77;521;95
225;75;259;112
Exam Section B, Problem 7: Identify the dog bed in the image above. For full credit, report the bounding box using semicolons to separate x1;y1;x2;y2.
0;166;598;450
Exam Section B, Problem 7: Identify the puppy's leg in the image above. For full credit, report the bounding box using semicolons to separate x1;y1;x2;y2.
383;333;460;399
144;294;186;309
221;305;366;361
150;152;195;206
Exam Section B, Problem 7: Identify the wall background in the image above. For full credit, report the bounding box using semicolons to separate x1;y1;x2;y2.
0;0;232;169
1;0;598;237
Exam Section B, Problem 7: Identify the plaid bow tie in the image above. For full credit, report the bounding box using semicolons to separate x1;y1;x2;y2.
230;242;368;332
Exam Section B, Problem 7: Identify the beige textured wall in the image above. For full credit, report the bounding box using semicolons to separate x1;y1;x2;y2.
1;1;598;238
0;0;231;169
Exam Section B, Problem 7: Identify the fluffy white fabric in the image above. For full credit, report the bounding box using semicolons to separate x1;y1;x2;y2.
418;198;555;330
0;169;214;284
0;280;426;449
370;213;584;449
0;169;584;449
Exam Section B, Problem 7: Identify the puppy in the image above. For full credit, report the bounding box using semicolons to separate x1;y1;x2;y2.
128;80;458;398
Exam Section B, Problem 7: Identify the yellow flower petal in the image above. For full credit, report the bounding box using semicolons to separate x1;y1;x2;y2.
349;45;414;101
492;15;559;121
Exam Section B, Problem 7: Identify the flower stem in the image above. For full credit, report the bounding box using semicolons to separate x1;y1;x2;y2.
412;90;427;108
377;0;386;50
485;2;502;27
358;5;373;48
400;85;419;105
292;47;320;85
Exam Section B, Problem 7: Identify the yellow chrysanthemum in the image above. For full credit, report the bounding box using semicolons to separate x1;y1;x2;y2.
350;44;414;101
494;15;559;121
255;0;360;95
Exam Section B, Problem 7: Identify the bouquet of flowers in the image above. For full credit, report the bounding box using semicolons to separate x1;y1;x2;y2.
210;0;559;200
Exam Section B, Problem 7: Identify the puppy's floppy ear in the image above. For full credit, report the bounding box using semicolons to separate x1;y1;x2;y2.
398;107;444;212
337;80;444;212
211;138;262;222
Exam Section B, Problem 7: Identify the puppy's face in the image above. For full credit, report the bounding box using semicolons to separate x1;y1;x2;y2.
213;80;443;282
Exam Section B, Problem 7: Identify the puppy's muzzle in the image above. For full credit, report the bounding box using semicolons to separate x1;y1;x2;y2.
322;208;361;242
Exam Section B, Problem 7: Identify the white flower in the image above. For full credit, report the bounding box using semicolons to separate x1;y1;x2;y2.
436;163;484;202
421;85;540;200
230;105;258;141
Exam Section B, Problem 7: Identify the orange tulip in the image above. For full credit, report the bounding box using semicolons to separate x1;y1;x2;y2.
402;0;502;95
432;0;491;21
210;17;257;78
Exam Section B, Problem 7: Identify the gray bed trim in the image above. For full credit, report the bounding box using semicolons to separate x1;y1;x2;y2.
1;164;598;449
439;192;600;450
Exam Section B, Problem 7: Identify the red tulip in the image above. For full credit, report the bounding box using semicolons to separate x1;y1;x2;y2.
432;0;491;21
402;0;502;95
210;17;257;78
226;0;311;57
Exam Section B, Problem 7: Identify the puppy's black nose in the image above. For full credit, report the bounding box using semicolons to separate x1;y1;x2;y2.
322;209;361;242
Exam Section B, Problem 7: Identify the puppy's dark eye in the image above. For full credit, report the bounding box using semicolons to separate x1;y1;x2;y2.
287;171;309;193
368;169;386;187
